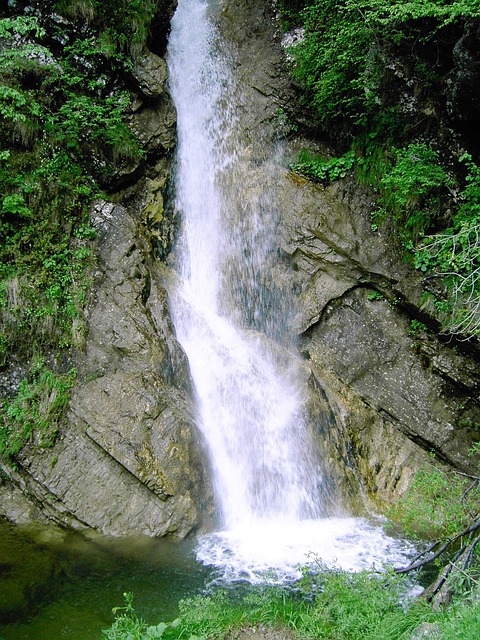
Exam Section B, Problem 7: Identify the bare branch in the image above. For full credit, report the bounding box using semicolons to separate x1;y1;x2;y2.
395;518;480;575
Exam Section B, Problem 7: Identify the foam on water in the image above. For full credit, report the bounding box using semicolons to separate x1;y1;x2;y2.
196;518;416;584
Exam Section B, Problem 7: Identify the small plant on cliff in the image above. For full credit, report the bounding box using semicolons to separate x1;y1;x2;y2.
368;290;384;301
0;361;76;464
407;319;428;337
290;149;356;183
376;144;452;243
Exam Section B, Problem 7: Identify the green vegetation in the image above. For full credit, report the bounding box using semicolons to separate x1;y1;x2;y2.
389;463;480;541
104;574;480;640
103;452;480;640
375;144;452;243
0;1;156;465
388;458;480;625
415;153;480;336
103;456;480;640
280;0;480;339
280;0;480;134
290;149;356;183
0;8;132;360
0;360;76;464
55;0;159;55
407;319;428;337
368;290;384;301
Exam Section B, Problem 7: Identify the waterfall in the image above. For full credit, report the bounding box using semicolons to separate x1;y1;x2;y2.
167;0;415;582
167;0;325;528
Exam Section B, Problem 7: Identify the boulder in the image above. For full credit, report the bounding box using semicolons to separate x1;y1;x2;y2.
128;94;176;156
133;50;168;98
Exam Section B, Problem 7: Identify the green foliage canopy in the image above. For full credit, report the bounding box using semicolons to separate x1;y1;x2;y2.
0;4;148;364
282;0;480;338
288;0;480;133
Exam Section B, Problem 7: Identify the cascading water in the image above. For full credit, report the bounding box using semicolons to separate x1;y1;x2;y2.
167;0;415;582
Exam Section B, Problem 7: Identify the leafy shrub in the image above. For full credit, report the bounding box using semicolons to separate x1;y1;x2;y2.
286;1;480;135
290;149;356;183
415;154;480;337
376;144;452;242
0;1;151;363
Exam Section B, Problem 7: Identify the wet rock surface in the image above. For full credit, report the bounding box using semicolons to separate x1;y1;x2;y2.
133;50;169;98
278;172;479;505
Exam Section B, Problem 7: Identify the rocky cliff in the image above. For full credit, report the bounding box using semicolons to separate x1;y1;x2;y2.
213;0;480;513
1;0;479;535
0;0;212;538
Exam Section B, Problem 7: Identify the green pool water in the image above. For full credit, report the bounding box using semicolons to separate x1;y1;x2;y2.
0;519;212;640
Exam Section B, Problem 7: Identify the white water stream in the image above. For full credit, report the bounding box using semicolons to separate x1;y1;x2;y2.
167;0;415;583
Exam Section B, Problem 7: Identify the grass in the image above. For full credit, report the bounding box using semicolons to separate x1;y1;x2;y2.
103;568;480;640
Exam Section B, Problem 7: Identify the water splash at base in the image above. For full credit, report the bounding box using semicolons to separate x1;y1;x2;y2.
197;517;417;584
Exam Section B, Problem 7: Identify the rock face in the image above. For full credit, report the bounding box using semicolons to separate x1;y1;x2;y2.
0;0;213;536
1;0;479;534
133;51;168;98
282;178;480;508
1;200;211;537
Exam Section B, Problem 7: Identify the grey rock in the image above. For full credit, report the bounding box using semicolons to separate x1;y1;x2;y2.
133;50;168;98
277;170;479;506
410;622;440;639
128;93;176;154
1;199;211;537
